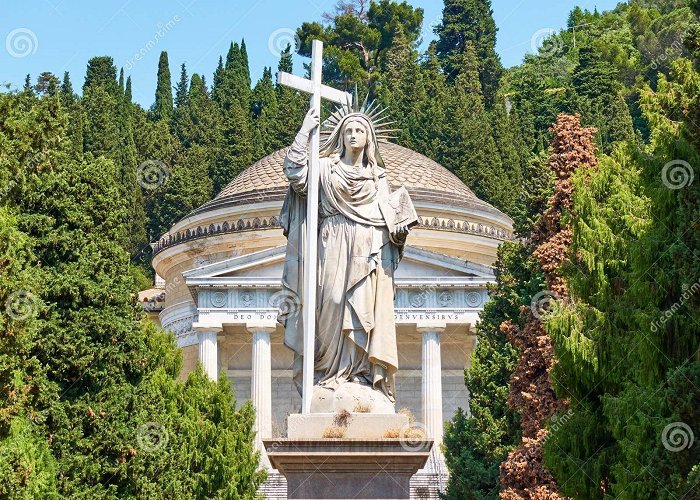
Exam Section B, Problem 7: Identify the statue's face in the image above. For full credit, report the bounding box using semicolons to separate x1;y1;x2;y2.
342;119;368;152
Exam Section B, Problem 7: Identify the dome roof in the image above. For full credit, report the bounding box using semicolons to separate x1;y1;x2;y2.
193;142;504;217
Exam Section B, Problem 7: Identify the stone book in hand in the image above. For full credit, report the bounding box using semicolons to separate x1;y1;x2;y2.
379;186;418;243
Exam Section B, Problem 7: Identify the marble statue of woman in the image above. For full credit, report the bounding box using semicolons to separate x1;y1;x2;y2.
278;106;411;410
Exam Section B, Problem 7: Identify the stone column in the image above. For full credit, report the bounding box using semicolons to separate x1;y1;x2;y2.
194;324;222;382
247;321;276;469
418;321;446;444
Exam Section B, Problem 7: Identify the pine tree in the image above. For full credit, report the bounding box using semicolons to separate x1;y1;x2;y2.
153;51;173;123
434;0;503;106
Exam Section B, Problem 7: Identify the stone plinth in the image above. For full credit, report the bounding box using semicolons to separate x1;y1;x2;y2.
310;382;395;414
263;438;432;499
287;413;409;439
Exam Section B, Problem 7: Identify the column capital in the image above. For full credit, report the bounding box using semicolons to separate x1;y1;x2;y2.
416;321;447;334
192;322;223;334
245;320;277;335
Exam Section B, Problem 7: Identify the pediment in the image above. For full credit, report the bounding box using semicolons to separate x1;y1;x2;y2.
182;244;494;286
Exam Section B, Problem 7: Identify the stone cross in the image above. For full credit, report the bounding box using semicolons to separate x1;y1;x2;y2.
277;40;352;413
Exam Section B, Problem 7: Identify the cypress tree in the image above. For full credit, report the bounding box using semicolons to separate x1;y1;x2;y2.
174;63;188;109
153;51;173;123
240;39;251;90
415;43;450;161
60;72;75;104
125;76;132;102
251;67;280;159
500;114;598;498
209;41;253;192
275;44;307;150
544;58;700;498
434;0;503;106
82;57;120;158
440;43;502;210
488;99;526;216
212;56;225;98
376;25;427;152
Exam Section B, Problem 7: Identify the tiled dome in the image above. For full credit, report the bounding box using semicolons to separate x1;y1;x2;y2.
193;142;504;217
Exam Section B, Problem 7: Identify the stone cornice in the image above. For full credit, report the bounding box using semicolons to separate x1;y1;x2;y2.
151;213;513;258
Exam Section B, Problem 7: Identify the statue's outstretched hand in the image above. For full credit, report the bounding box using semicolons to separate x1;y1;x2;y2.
392;222;409;240
301;107;320;135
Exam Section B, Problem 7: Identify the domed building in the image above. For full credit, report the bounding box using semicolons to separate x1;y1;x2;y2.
151;141;512;497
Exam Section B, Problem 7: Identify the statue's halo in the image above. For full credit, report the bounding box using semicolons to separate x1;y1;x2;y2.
319;97;399;145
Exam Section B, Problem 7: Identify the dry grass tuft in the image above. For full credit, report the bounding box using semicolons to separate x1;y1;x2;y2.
383;427;401;438
353;402;373;413
322;426;346;438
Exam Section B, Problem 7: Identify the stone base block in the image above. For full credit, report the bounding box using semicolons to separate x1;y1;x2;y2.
264;438;432;499
287;412;409;439
310;382;396;414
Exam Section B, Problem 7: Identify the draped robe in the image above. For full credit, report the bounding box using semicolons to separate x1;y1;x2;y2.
279;141;404;402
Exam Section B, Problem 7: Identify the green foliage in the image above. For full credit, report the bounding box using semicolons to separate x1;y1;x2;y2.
543;56;700;498
0;417;58;499
444;241;547;498
153;51;174;123
211;40;253;193
296;0;424;90
434;0;503;106
0;87;263;498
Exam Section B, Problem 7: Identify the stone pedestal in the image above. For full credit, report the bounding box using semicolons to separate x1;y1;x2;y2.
287;413;409;439
310;382;395;414
264;438;432;499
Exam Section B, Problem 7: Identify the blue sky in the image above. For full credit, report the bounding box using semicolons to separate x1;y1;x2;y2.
3;0;622;107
